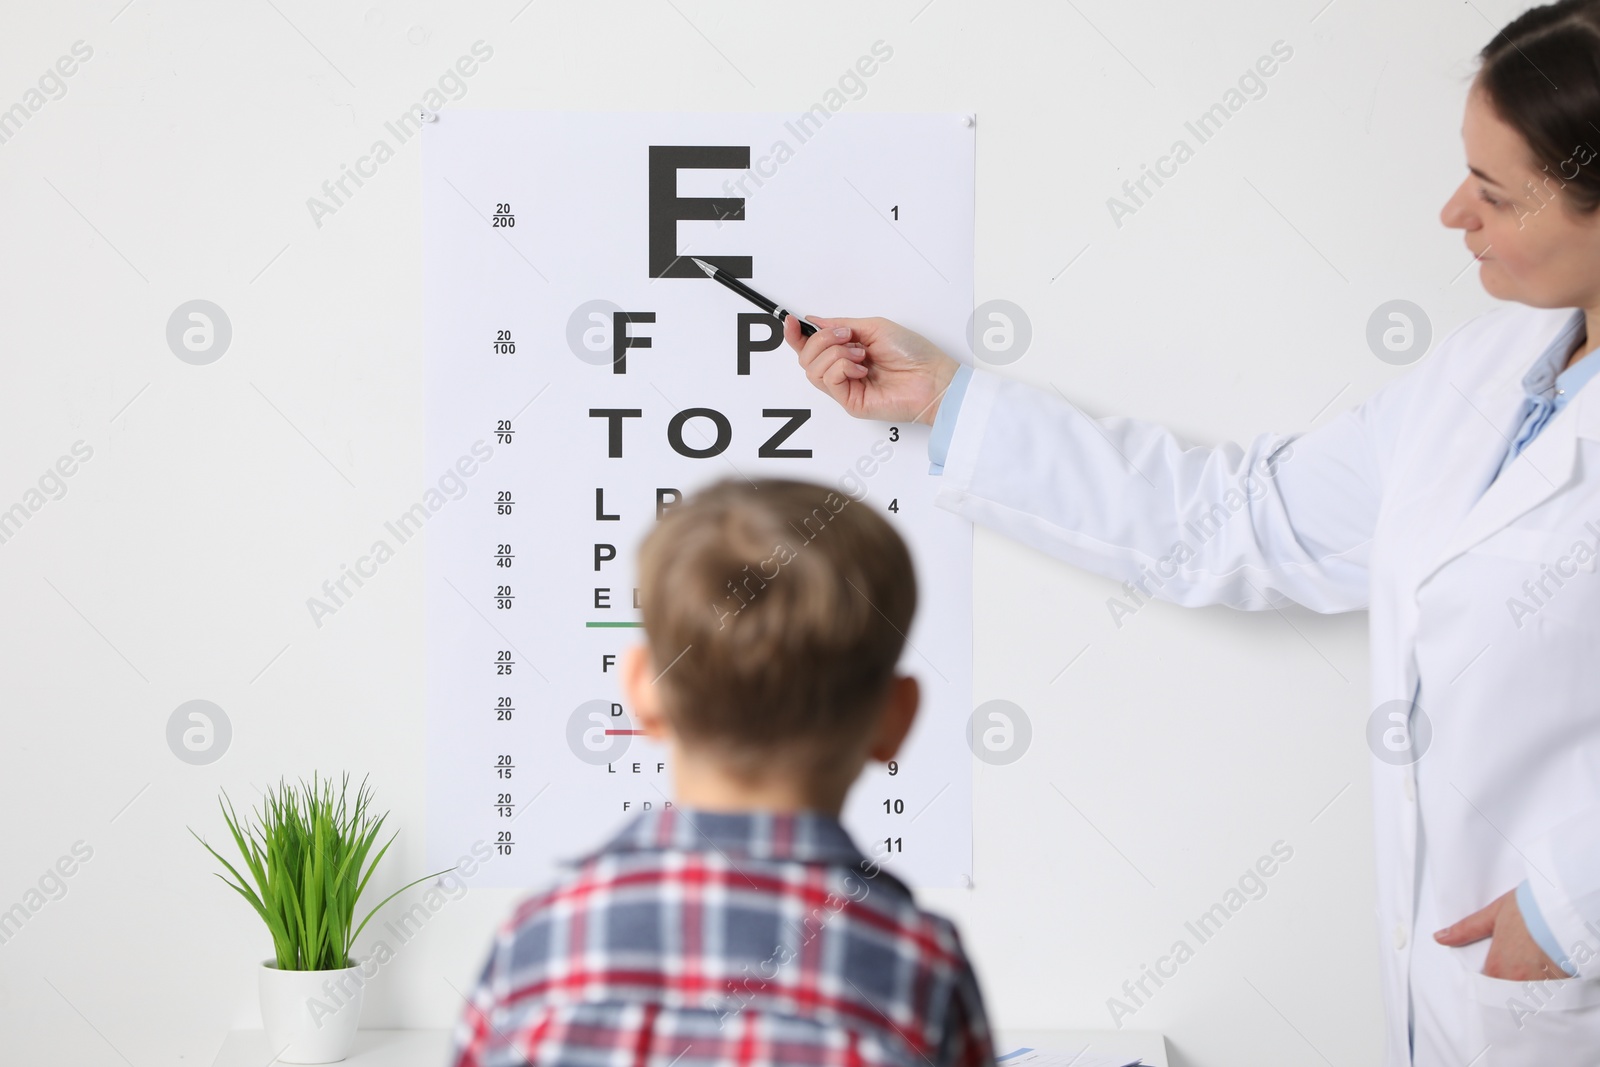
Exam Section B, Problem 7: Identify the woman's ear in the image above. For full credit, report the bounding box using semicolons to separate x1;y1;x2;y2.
867;674;920;763
621;643;669;741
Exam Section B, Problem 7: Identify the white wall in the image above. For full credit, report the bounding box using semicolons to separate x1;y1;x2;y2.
0;1;1513;1064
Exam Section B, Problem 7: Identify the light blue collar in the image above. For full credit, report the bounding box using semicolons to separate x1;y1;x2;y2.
1522;308;1600;407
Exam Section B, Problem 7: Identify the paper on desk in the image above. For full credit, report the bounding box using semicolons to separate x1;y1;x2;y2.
996;1047;1141;1067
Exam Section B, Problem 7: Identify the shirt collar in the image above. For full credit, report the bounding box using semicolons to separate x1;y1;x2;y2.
1521;308;1596;402
577;806;875;868
1557;348;1600;405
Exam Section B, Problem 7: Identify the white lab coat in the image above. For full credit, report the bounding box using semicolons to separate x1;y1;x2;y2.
931;303;1600;1066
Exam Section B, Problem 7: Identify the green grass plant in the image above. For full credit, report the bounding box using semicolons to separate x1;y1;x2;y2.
191;771;452;971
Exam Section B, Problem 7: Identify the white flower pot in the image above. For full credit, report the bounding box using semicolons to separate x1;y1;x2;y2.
258;958;366;1063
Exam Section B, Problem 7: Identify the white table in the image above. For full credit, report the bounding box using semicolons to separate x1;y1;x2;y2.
213;1030;450;1066
213;1027;1170;1066
997;1028;1170;1066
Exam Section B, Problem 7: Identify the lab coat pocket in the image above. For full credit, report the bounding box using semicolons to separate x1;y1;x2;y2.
1464;968;1600;1065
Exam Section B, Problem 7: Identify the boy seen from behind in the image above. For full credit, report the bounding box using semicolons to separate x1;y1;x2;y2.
449;476;994;1067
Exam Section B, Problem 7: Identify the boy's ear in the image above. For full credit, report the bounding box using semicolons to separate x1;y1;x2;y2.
621;644;668;742
866;674;919;764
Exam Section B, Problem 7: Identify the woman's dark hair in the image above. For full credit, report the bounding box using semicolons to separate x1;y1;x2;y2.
1478;0;1600;214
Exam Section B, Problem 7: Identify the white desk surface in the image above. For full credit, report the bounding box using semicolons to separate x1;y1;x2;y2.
999;1028;1170;1066
213;1027;1170;1066
213;1029;448;1066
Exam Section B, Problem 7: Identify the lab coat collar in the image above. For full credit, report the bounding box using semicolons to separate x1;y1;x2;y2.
1416;306;1592;590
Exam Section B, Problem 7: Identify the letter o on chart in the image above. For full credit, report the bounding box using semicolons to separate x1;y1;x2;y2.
667;408;732;458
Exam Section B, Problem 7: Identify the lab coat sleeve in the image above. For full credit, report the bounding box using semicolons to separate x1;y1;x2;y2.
1523;805;1600;978
931;366;1410;612
1514;879;1575;976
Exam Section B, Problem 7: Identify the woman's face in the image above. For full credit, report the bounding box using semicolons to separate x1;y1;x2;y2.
1440;82;1600;309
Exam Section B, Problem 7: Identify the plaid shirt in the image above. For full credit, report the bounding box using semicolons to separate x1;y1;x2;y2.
448;807;994;1067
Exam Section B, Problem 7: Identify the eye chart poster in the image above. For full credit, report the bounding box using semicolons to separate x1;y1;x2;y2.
422;112;974;889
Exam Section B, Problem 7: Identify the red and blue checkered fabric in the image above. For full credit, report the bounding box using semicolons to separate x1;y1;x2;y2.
448;806;994;1067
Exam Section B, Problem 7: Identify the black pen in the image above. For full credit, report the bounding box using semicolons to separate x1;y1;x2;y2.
691;257;818;337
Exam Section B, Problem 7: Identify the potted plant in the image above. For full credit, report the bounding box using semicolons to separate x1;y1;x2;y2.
191;772;450;1063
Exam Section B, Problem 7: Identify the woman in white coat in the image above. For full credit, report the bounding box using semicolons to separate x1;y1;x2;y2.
784;2;1600;1064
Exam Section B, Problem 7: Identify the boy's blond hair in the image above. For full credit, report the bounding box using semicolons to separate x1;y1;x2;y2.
636;477;917;780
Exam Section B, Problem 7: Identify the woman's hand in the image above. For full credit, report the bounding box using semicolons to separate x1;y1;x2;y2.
1434;889;1569;980
783;313;960;426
